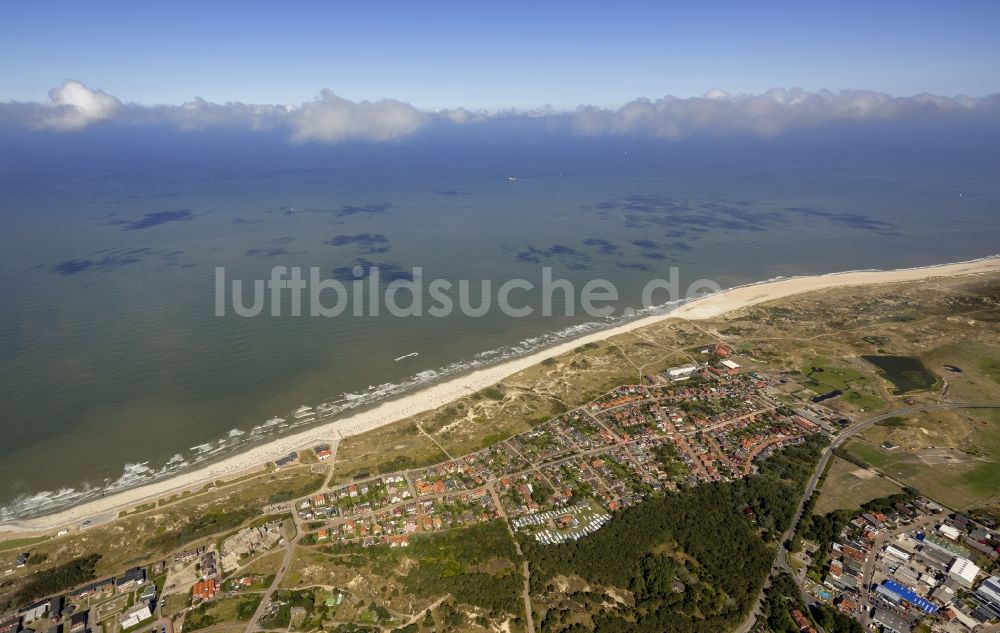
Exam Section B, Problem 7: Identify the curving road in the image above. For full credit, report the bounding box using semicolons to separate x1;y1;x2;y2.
243;525;300;633
731;402;1000;633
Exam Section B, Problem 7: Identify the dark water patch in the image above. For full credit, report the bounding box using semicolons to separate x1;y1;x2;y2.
325;233;390;254
861;355;939;394
588;195;901;237
812;390;843;403
107;210;195;231
49;248;183;275
116;193;181;202
587;195;780;233
631;239;660;249
331;202;393;217
784;207;900;236
615;262;653;272
53;259;100;275
331;259;414;283
641;252;667;260
515;244;591;269
582;238;620;255
245;247;305;258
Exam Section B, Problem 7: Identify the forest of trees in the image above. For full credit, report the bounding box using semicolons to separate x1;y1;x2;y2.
810;603;865;633
523;435;827;632
761;571;811;633
2;554;100;611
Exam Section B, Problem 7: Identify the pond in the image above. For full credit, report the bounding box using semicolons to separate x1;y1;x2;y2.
861;355;939;395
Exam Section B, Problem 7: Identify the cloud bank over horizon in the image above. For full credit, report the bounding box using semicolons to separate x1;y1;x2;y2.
1;80;998;143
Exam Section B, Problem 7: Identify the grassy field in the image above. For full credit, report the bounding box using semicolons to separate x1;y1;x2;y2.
183;595;262;631
0;536;50;552
923;341;1000;403
162;592;191;617
333;419;450;479
799;358;885;412
843;408;1000;509
813;457;903;514
236;550;287;577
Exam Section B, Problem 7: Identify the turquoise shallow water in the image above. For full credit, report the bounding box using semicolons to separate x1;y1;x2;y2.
0;124;997;518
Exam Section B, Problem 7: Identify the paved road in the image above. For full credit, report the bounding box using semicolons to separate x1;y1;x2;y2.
731;402;1000;633
243;528;299;633
491;482;536;633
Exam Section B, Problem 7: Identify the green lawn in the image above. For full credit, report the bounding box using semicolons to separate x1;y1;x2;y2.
843;441;892;469
800;358;884;411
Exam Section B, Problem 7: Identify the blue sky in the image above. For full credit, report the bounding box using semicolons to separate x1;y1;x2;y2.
2;0;998;109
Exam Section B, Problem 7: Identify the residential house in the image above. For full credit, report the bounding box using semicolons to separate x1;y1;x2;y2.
68;611;87;633
116;567;146;593
192;578;219;601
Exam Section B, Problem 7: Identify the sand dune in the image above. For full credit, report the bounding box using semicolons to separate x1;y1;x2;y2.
2;256;997;534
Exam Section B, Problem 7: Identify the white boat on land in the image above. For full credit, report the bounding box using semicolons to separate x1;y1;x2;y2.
394;352;419;362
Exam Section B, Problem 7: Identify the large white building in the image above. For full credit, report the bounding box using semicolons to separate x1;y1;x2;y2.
666;365;698;380
938;524;962;540
948;557;981;588
119;604;152;630
885;544;911;562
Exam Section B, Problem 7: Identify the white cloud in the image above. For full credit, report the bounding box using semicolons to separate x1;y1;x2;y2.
289;90;426;142
36;80;123;131
1;82;997;142
703;88;729;100
569;88;998;138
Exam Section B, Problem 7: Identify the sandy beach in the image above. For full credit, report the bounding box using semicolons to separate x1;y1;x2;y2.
3;256;998;534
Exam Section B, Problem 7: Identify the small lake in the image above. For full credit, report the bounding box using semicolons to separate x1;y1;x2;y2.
861;355;939;395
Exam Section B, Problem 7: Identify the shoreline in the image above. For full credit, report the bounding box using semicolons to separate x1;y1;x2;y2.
3;255;998;534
